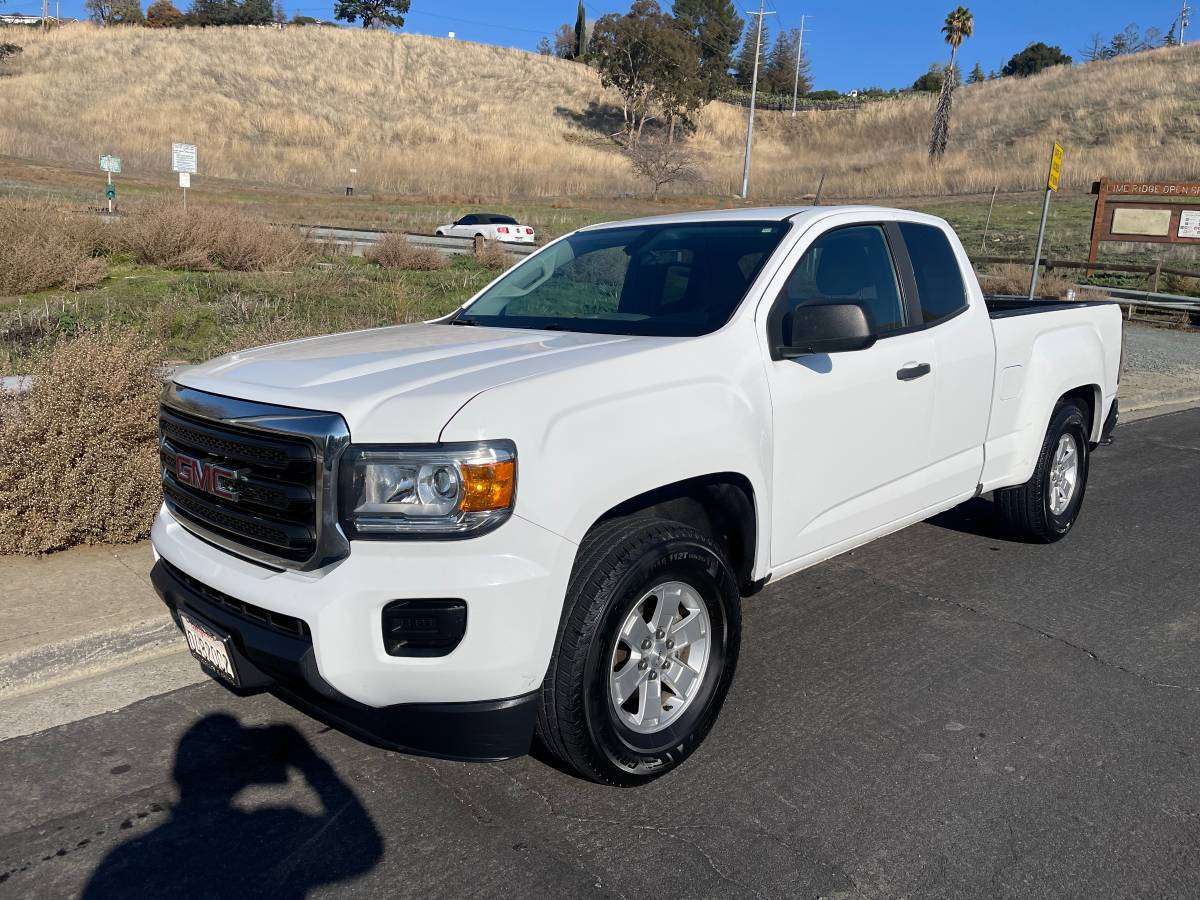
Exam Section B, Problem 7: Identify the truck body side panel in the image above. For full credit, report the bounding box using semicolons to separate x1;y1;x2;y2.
980;304;1122;492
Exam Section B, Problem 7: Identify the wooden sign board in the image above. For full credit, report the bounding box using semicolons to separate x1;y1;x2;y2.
1088;177;1200;271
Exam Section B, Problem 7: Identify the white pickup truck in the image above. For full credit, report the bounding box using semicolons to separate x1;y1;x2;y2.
152;206;1122;785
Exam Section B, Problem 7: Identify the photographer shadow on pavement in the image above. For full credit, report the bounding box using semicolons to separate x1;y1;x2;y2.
82;713;384;899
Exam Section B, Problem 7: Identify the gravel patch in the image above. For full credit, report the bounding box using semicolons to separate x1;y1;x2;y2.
1124;323;1200;376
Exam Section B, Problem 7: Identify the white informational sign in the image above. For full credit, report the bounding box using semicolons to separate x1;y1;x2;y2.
99;155;121;174
178;172;191;189
1111;207;1172;237
171;142;198;174
1178;210;1200;240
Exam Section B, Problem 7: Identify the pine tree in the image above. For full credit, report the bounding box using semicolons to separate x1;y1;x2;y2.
733;19;767;89
672;0;743;99
574;0;589;59
762;28;809;96
967;61;985;83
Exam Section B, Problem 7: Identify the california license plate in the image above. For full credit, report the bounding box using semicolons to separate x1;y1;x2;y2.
180;612;240;686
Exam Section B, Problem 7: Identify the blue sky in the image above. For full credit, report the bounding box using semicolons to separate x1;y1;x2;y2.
29;0;1190;91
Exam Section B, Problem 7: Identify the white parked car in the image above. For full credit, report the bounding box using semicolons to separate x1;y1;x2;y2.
435;213;535;243
153;206;1122;785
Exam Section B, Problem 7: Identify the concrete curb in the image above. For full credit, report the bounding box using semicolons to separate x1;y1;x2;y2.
1123;393;1200;422
0;615;183;701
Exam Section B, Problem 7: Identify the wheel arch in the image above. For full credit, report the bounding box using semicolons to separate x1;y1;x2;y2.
587;473;761;594
1059;383;1103;444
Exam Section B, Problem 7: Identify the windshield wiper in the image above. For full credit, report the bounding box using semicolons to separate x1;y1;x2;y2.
450;316;477;326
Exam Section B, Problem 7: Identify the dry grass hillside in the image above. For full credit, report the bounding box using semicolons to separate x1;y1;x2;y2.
2;24;1198;200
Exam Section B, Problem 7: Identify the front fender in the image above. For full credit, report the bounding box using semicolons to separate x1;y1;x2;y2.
439;329;773;577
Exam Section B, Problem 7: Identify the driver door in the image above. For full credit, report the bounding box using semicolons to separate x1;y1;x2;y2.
761;221;937;569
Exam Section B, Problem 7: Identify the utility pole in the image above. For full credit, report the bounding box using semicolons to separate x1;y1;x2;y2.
740;0;774;200
41;0;49;30
790;15;808;117
1182;1;1191;44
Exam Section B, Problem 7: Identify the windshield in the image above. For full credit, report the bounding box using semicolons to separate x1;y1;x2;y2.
453;221;790;337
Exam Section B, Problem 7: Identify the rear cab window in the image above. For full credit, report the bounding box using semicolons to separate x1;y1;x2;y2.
898;222;968;325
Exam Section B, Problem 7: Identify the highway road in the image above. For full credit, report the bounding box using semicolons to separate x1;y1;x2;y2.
1;409;1198;898
301;225;537;257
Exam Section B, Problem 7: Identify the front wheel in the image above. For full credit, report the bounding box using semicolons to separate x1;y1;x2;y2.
996;398;1091;542
536;518;741;786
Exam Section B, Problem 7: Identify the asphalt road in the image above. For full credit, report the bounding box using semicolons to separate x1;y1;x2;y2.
2;409;1199;899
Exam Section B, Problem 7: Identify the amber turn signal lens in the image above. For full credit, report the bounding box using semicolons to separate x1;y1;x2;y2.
460;459;515;512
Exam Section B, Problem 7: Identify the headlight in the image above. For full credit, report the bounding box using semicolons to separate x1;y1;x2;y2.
339;441;516;538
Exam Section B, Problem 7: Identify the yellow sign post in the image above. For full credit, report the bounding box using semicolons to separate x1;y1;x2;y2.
1030;142;1064;299
1047;142;1064;193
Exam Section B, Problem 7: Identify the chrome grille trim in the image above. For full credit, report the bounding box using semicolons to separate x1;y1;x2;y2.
160;383;351;571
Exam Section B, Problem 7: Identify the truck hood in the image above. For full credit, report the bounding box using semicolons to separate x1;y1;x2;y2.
175;323;666;443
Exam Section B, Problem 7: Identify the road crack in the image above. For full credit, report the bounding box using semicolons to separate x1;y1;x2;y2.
836;561;1200;694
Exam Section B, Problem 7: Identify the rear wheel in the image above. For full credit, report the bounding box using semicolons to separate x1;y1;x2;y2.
536;517;741;786
996;398;1091;542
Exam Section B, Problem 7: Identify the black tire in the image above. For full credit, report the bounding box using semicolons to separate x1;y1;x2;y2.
996;398;1091;543
536;517;741;786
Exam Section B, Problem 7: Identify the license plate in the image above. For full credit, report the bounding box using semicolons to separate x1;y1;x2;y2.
180;613;240;686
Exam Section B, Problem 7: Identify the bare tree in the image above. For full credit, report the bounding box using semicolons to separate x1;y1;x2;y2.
619;137;699;198
1081;32;1109;61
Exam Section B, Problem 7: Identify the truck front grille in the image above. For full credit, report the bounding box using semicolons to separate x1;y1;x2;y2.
159;385;350;570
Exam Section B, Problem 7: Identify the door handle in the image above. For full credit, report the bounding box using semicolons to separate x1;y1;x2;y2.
896;363;932;381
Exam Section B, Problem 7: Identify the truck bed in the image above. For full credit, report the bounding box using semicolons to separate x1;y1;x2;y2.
984;295;1118;319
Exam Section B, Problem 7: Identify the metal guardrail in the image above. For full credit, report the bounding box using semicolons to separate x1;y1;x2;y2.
300;225;537;258
974;254;1200;282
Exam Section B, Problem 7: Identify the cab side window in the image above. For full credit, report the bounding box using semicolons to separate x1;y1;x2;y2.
458;215;478;226
777;225;906;336
898;222;967;325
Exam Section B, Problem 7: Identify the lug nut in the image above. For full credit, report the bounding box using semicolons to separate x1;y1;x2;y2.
661;659;671;670
641;638;652;650
648;670;658;680
638;659;649;671
655;628;666;639
665;639;675;649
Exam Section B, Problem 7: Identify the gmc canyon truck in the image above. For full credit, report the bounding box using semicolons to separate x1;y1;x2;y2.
152;206;1122;785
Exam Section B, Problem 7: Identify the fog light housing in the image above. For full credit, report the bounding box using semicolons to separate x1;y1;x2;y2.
381;599;467;657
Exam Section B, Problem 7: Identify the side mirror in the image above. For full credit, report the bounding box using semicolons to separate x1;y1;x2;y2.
776;303;876;359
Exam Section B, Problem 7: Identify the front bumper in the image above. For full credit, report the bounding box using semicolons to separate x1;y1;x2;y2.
151;506;577;736
152;558;539;760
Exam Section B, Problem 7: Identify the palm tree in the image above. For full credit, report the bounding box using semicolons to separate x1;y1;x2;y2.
929;6;974;162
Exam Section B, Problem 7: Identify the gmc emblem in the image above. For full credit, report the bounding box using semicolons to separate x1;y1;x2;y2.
175;453;243;501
